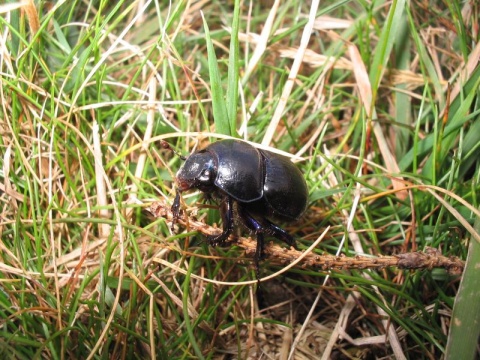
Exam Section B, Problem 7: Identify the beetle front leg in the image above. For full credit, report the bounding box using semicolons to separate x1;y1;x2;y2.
171;190;182;231
206;196;234;246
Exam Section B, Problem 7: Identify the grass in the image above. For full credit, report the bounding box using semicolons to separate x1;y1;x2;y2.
0;0;479;358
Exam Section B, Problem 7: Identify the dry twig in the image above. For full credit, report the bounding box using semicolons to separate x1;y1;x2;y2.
148;200;464;275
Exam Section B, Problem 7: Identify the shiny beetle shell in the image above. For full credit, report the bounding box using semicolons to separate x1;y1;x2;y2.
175;139;308;220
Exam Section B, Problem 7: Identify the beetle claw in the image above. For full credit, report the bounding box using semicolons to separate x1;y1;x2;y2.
206;233;231;246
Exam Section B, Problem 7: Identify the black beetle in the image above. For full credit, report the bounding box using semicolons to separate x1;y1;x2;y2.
171;139;308;279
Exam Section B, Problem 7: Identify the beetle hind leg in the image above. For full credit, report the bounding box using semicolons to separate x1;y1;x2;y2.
261;218;299;250
253;232;265;281
238;207;300;281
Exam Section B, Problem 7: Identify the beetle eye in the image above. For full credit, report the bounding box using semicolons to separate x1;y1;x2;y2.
199;168;211;182
198;160;215;183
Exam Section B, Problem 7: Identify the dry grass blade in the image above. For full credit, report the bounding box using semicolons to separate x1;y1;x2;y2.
242;0;280;83
348;44;408;201
262;0;321;146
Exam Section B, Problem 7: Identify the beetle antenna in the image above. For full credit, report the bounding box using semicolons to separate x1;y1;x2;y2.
160;140;187;160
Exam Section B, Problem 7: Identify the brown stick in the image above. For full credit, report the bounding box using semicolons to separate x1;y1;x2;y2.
148;200;464;275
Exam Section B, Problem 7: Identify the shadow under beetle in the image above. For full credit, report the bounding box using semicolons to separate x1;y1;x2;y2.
170;139;308;280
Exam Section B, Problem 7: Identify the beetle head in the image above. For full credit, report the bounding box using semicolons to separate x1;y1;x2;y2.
176;151;217;192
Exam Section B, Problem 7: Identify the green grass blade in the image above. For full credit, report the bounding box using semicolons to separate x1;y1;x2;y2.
458;118;480;179
393;12;411;158
201;12;231;136
182;259;205;360
369;0;407;106
445;212;480;359
226;0;240;137
398;66;480;171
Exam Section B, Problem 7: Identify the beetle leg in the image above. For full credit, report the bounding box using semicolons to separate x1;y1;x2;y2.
171;190;182;231
206;196;234;246
253;232;264;282
237;209;265;255
237;208;266;281
261;219;299;250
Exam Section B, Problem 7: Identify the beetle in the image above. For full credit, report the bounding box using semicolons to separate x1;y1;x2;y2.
171;139;308;279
